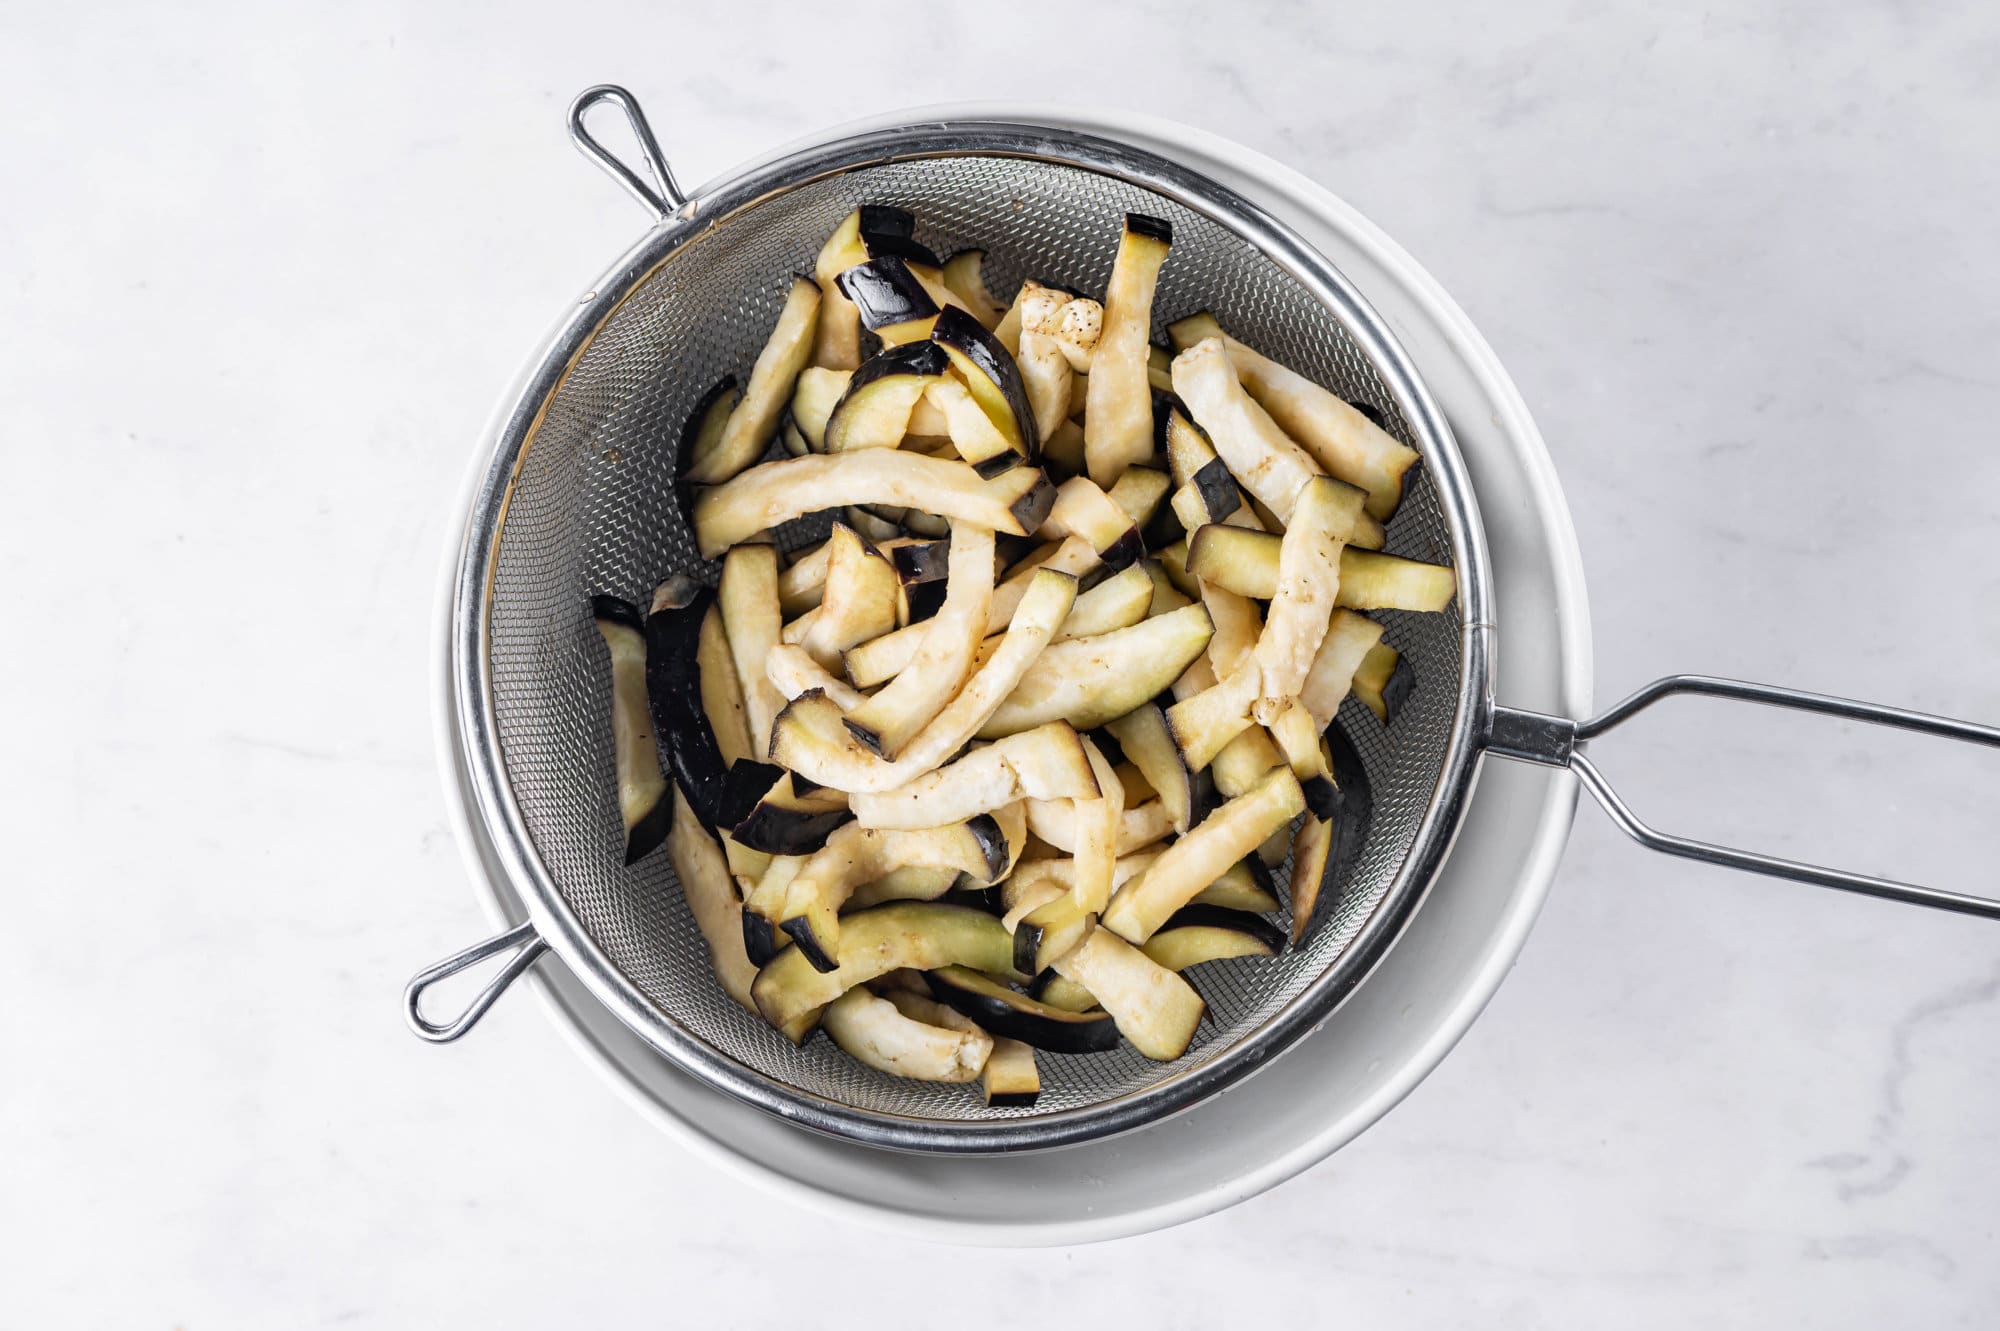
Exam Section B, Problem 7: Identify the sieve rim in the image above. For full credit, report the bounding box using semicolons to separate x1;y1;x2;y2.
450;120;1497;1153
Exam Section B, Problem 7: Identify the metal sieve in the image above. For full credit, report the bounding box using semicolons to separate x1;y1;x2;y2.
405;87;2000;1154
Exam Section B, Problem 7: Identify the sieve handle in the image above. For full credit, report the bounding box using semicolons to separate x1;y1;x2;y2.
567;85;685;220
1487;675;2000;920
404;920;549;1042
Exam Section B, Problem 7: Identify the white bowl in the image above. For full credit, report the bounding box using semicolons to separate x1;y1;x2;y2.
432;105;1592;1245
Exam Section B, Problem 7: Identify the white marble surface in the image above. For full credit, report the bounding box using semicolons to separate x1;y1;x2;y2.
5;1;1999;1325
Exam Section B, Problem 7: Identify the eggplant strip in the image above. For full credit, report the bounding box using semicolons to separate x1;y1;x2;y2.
593;598;671;864
847;722;1098;829
1170;337;1324;524
1300;609;1386;729
692;451;1054;558
1249;477;1361;723
685;276;822;484
1050;925;1203;1061
822;986;992;1082
1072;738;1124;913
719;545;786;759
1169;312;1420;520
1100;767;1305;944
1085;215;1172;487
976;602;1214;738
663;789;761;1011
841;523;997;755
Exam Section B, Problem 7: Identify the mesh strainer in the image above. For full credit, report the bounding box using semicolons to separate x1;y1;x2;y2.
405;87;2000;1154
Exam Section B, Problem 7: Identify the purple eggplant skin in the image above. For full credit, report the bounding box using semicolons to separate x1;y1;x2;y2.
1297;722;1375;945
952;884;1005;916
1301;772;1340;821
922;967;1121;1054
1141;491;1186;554
780;916;840;974
930;305;1041;459
1154;904;1286;956
1124;211;1173;245
901;578;948;624
845;339;950;391
1190;456;1241;522
964;813;1010;883
719;759;852;855
1378;653;1416;726
857;204;915;240
672;374;741;529
641;589;736;833
1008;471;1058;535
890;539;950;586
741;907;782;967
1352;400;1386;429
835;257;939;332
862;231;942;269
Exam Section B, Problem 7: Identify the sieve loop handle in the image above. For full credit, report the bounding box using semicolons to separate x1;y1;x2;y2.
1487;675;2000;920
404;920;549;1042
567;85;685;220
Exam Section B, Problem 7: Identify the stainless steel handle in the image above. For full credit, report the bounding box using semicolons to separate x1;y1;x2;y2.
567;84;684;220
1488;675;2000;920
404;920;549;1042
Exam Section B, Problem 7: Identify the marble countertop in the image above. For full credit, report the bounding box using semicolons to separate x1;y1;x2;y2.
5;2;1998;1325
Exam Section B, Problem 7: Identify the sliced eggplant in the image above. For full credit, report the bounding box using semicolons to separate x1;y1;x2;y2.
1191;856;1283;913
842;522;997;756
1101;767;1305;944
1085;214;1173;487
771;570;1078;791
1147;343;1175;393
751;901;1026;1042
981;1036;1041;1106
766;640;866;711
593;596;672;864
1054;295;1104;372
1248;477;1365;723
1050;925;1204;1061
889;538;951;587
799;524;900;672
835;255;940;345
1016;325;1073;446
677;375;741;480
899;509;951;540
1104;702;1194;834
1212;724;1286;799
1185;524;1455;612
727;765;854;856
1170;337;1324;524
924;965;1120;1053
789;366;850;451
1300;609;1387;730
932;306;1040;472
743;851;805;926
821;985;991;1082
780;416;811;458
779;816;1014;972
942;249;1007;329
719;544;786;758
847;722;1098;829
1070;737;1124;914
823;342;949;453
640;590;735;830
685;275;822;484
977;602;1214;738
1042;476;1143;570
664;789;761;1010
1139;905;1285;970
1023;798;1175;856
1168;311;1421;520
845;865;964;910
1289;722;1375;945
692;451;1053;557
1352;641;1414;725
